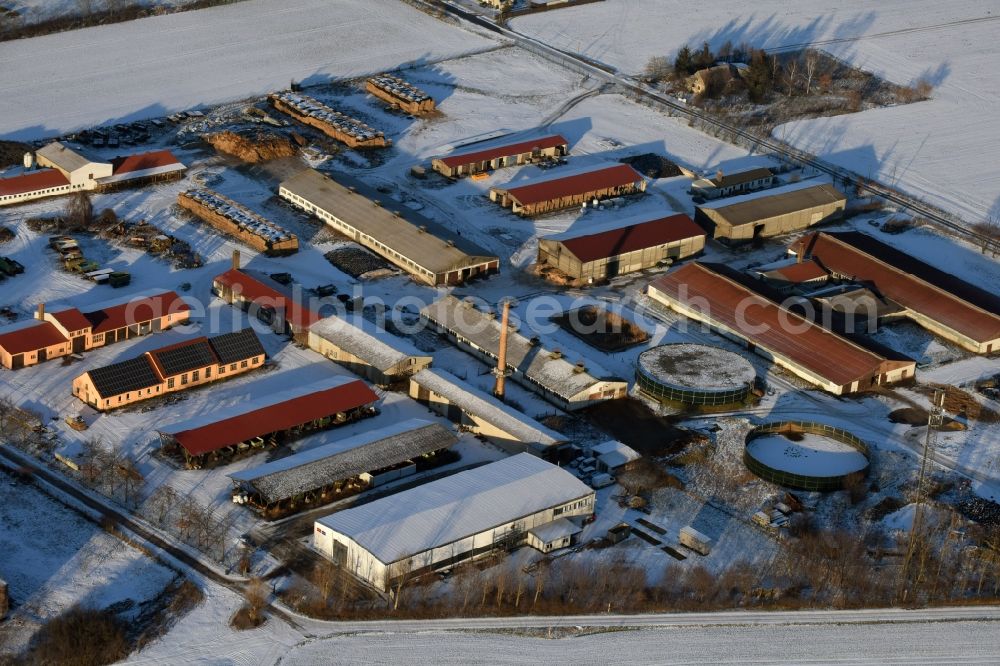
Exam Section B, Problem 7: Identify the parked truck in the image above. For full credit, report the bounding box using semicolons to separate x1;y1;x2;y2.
679;526;712;556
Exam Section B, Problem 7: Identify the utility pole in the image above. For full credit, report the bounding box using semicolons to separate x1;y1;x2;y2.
900;388;945;603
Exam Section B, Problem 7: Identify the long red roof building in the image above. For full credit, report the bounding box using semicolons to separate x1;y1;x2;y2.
647;262;915;394
157;376;380;460
789;231;1000;353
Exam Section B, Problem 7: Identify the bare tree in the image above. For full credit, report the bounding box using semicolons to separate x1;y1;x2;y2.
642;56;672;83
243;577;269;624
804;52;819;95
65;191;93;229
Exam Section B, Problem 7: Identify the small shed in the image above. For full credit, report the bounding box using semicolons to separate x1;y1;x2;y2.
527;517;582;553
591;440;641;473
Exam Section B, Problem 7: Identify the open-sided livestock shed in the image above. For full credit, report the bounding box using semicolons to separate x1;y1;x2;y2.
230;419;456;514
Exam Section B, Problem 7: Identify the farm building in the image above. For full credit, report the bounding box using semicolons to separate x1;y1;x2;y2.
158;376;379;468
0;290;189;370
694;181;846;241
537;212;705;281
409;368;568;457
788;231;1000;354
489;163;646;216
178;189;298;255
36;141;113;188
72;328;266;410
0;143;185;206
756;258;831;292
307;316;432;387
269;92;389;149
431;134;568;178
690;167;774;200
213;260;320;339
95;149;187;191
230;419;456;514
365;74;435;115
590;439;641;474
280;168;499;286
313;453;595;591
647;262;916;395
420;295;628;411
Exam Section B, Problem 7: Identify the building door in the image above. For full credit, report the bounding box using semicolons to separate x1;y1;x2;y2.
72;336;85;353
11;354;23;369
605;259;620;278
38;348;47;362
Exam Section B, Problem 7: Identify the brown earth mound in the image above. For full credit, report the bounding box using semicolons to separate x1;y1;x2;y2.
205;130;297;163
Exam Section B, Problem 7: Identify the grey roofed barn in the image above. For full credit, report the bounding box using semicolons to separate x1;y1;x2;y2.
229;419;456;505
279;168;497;276
410;368;566;447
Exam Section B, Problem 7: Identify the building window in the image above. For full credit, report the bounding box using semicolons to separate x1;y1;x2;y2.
181;374;188;385
241;360;248;368
192;370;200;382
205;367;211;377
167;377;175;389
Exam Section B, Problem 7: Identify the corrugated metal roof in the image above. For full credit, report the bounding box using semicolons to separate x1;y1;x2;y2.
36;142;94;173
97;149;186;185
0;169;69;197
494;164;644;206
792;231;1000;344
160;376;379;456
764;259;829;283
229;418;454;504
708;167;773;188
280;169;497;275
648;262;899;387
316;453;593;564
214;269;320;330
545;212;704;263
308;316;428;372
411;368;566;447
697;182;845;228
0;320;67;355
437;134;567;169
420;295;622;401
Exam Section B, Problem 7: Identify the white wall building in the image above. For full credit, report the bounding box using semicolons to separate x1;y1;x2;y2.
313;453;595;592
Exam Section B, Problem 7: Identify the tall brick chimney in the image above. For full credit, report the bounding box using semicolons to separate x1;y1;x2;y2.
232;249;241;271
36;303;45;321
494;300;511;399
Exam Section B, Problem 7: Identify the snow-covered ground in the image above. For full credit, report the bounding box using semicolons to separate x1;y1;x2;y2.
0;0;497;139
3;0;211;26
514;1;1000;222
0;467;179;653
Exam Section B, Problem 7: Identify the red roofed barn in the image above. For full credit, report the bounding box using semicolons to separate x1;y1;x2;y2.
432;134;568;178
537;212;705;281
490;164;646;216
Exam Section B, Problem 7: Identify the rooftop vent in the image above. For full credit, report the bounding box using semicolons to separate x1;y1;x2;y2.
573;362;586;374
529;336;540;346
550;349;562;360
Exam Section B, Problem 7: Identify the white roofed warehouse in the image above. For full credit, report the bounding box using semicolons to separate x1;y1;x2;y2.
307;316;432;387
313;454;595;591
420;295;628;411
409;368;567;457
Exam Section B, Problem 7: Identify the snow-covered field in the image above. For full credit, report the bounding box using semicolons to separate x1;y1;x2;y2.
0;468;178;653
514;1;1000;222
3;0;211;26
0;0;497;139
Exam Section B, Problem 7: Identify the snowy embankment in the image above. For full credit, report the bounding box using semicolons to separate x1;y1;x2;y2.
514;1;1000;222
0;0;497;140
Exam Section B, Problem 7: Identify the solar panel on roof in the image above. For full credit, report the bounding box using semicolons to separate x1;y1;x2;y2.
88;356;160;398
208;328;265;365
152;340;217;376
